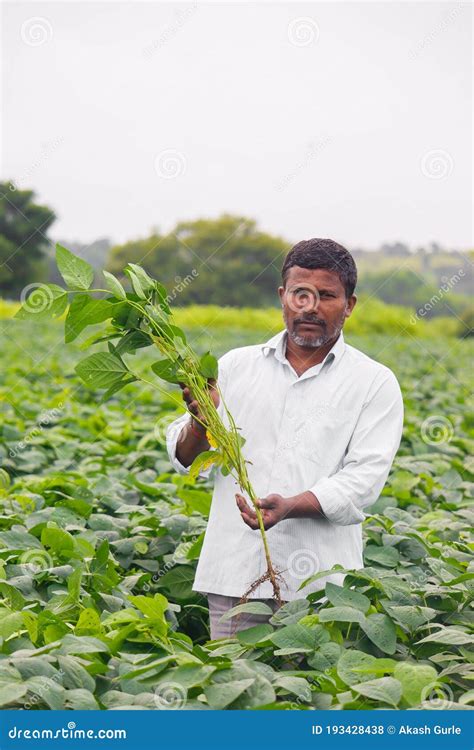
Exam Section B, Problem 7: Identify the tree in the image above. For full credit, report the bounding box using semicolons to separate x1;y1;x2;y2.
106;214;289;308
0;183;56;297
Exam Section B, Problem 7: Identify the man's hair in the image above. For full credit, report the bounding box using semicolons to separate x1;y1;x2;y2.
281;238;357;298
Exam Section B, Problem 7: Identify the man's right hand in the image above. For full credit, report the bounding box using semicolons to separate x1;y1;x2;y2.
178;378;220;434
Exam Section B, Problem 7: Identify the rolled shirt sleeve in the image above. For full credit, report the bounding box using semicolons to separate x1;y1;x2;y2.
308;369;404;525
165;350;234;479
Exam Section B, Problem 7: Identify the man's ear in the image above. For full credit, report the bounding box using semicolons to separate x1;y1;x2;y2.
345;294;357;318
278;286;285;306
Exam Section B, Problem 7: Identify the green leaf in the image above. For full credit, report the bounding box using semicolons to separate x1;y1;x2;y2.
230;674;276;709
57;655;96;692
352;676;402;708
65;688;100;710
319;606;365;624
0;682;28;708
67;568;83;602
185;532;204;560
298;564;347;590
384;604;436;630
337;650;379;687
236;624;274;646
0;611;24;639
15;284;68;320
59;635;109;655
363;545;400;568
269;599;310;626
129;593;168;621
270;624;329;653
75;352;129;390
127;263;154;292
361;613;397;654
188;451;222;481
103;270;126;299
155;565;195;600
154;281;171;313
100;375;137;402
415;627;473;646
219;602;274;623
170;665;216;688
75;608;103;635
125;264;154;299
151;359;181;384
204;678;255;709
26;676;65;709
41;526;75;555
307;642;342;671
273;675;312;702
393;662;438;706
325;582;370;613
65;295;119;343
56;244;94;290
199;352;218;379
115;329;152;356
177;488;212;516
0;529;43;551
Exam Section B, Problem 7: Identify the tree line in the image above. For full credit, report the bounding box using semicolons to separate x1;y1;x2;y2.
0;182;471;326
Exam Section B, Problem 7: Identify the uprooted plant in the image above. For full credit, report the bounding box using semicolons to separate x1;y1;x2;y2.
15;244;284;604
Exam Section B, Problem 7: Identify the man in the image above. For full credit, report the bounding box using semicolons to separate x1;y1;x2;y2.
166;238;404;639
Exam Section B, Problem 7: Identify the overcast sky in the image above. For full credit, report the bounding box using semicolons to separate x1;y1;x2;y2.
2;1;472;250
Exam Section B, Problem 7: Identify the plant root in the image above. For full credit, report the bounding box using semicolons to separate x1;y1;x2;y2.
229;565;286;636
239;566;285;607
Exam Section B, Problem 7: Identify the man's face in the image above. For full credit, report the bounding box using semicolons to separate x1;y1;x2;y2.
278;266;357;348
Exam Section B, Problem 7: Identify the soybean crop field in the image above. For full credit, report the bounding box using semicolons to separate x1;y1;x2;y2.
0;317;472;711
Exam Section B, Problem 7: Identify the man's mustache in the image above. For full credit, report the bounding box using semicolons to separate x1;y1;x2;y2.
294;318;326;327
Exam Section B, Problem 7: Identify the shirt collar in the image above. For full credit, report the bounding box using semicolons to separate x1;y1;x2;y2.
261;328;345;370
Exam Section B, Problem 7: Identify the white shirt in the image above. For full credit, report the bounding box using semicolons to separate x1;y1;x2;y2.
166;329;404;601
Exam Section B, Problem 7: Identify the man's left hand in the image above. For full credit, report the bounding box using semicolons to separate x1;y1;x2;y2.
235;492;287;530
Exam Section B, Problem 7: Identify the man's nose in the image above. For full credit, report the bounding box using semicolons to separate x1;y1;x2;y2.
303;290;320;313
